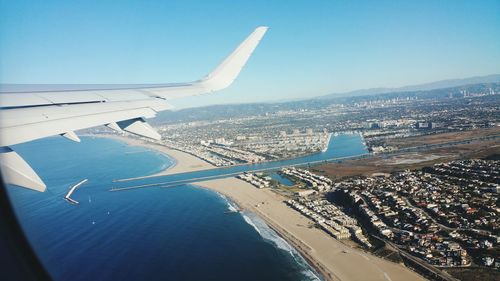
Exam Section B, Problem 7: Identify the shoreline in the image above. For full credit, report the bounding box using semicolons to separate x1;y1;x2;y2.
97;133;370;183
195;178;425;281
99;133;426;281
87;134;215;175
197;183;332;281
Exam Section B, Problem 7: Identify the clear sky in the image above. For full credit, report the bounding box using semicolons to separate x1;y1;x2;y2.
1;0;499;108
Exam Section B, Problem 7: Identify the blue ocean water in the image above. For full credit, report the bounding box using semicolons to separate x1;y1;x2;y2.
7;137;323;281
269;173;295;186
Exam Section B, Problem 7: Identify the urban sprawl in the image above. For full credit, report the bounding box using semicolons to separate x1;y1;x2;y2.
91;82;500;280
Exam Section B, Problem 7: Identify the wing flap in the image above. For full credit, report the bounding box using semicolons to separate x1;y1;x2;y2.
0;99;171;146
117;118;161;140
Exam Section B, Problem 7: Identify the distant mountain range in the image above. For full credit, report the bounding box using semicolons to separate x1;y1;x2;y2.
319;74;500;99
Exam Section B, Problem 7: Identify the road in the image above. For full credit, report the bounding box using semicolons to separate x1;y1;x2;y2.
376;236;460;281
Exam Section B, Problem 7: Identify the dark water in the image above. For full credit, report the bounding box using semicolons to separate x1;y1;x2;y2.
269;173;295;186
7;137;335;281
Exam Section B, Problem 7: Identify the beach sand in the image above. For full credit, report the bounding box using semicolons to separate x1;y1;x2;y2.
92;134;214;175
197;178;425;281
101;134;426;281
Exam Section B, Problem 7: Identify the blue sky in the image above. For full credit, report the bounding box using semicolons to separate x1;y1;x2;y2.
1;0;499;108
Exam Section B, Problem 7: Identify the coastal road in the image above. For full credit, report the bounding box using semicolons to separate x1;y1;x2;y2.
376;236;460;281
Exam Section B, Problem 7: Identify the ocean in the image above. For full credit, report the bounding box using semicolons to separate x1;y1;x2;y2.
7;137;326;281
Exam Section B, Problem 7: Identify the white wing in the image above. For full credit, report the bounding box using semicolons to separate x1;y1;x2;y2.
0;26;268;191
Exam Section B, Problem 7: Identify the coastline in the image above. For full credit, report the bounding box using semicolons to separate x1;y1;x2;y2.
88;134;214;175
195;178;425;281
99;133;426;281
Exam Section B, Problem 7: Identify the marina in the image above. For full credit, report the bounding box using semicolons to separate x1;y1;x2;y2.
110;133;368;191
7;133;423;281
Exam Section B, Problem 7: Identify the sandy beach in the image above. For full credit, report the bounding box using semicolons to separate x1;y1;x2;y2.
197;178;425;281
91;134;214;175
101;134;425;281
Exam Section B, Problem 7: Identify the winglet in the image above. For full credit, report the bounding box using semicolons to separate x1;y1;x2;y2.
199;26;268;92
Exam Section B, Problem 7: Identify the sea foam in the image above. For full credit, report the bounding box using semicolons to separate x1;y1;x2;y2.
217;193;239;212
241;211;323;281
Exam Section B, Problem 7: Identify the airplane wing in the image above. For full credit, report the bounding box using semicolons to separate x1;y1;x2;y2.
0;26;268;192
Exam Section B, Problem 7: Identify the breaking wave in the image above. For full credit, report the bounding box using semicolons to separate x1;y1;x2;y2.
217;193;239;212
241;211;323;281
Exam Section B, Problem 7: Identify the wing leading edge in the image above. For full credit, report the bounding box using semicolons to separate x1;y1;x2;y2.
0;26;268;191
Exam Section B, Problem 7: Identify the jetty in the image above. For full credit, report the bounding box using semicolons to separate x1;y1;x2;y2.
64;179;88;205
